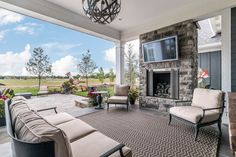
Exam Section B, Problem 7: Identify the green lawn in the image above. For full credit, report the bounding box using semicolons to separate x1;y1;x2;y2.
13;87;39;96
0;78;114;88
0;78;67;87
0;78;115;96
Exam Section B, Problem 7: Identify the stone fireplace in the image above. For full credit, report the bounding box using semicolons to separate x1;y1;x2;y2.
147;69;179;99
139;20;198;109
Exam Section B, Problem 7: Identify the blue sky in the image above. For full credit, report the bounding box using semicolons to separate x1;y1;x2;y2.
0;8;116;76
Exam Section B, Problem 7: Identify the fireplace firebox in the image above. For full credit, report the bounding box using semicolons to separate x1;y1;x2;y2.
147;69;179;99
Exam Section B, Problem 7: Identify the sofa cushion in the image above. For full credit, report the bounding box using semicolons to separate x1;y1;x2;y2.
170;106;220;123
12;96;27;102
15;110;72;157
114;85;130;96
9;99;31;126
71;131;132;157
57;119;96;143
108;96;128;104
192;88;223;113
44;112;75;125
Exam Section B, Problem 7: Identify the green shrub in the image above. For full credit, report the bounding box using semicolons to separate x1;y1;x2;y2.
48;87;62;94
62;81;77;94
0;99;4;118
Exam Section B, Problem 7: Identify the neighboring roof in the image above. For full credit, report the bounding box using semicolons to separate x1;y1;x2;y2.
198;18;221;46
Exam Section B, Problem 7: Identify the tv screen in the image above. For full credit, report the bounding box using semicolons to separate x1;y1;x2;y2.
142;36;178;63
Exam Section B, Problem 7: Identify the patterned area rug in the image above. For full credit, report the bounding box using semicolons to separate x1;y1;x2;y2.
79;108;219;157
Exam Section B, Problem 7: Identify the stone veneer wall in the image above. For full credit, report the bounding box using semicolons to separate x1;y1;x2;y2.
139;20;198;109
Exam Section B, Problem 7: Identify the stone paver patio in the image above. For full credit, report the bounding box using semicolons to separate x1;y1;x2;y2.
27;94;97;117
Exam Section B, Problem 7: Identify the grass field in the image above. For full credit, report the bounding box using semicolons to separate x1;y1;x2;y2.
0;78;115;96
0;78;113;87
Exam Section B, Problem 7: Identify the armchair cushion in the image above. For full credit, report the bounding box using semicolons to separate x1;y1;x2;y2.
114;85;130;96
108;96;128;104
169;106;220;123
192;88;223;113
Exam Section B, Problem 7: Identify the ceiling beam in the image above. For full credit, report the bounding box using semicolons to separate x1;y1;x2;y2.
0;0;121;42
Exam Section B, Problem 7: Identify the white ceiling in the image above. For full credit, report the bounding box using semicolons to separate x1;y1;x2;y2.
46;0;236;32
47;0;194;31
1;0;236;41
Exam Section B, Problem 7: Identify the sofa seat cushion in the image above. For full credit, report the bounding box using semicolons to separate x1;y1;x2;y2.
170;106;220;123
71;131;132;157
108;96;128;104
44;112;75;125
15;111;72;157
57;119;96;142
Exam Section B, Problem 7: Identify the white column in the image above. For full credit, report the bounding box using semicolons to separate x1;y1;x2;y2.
221;8;231;124
115;41;125;84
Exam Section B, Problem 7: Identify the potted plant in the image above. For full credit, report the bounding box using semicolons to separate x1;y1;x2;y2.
0;99;5;126
128;88;139;105
0;88;14;126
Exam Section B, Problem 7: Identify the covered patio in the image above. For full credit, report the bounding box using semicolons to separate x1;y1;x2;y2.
1;0;236;157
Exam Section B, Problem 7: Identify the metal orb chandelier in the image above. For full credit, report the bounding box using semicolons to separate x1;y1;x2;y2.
82;0;121;24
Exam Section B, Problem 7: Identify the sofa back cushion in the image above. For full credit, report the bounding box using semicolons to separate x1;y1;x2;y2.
114;85;130;96
9;97;31;126
9;96;72;157
192;88;223;113
15;110;72;157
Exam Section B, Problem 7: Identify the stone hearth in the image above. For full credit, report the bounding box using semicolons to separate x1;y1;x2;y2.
139;20;198;109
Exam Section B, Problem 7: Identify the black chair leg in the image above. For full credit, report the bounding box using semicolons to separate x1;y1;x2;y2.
218;120;222;136
168;114;172;125
127;103;129;112
194;125;199;141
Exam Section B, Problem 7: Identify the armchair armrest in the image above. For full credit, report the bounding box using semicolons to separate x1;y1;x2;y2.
198;106;225;123
99;144;125;157
175;100;192;103
34;106;57;113
202;106;225;111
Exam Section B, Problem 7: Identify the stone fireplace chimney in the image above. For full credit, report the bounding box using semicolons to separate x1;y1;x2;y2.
139;20;198;109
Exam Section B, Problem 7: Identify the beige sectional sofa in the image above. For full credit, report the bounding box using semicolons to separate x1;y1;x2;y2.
7;96;132;157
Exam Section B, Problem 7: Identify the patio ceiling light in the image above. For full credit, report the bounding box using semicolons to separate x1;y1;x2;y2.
82;0;121;24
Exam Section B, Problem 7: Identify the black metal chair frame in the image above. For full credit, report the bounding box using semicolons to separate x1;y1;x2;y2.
107;98;130;112
168;93;225;141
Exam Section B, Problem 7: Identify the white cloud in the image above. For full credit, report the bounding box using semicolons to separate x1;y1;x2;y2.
0;9;24;26
41;42;81;52
14;22;42;35
104;47;116;65
125;39;140;59
103;39;139;66
0;30;7;41
52;55;78;76
0;44;31;76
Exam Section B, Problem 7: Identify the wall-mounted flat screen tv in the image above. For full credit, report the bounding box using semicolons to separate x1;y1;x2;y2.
142;36;178;63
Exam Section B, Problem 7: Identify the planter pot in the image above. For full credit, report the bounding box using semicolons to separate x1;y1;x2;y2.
129;99;136;105
0;117;6;127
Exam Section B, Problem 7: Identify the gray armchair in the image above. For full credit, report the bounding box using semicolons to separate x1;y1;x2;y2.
107;85;130;111
169;88;225;141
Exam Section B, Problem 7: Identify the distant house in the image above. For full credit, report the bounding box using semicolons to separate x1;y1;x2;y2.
198;16;222;90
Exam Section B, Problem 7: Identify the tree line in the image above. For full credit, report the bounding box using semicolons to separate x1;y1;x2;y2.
5;43;138;89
